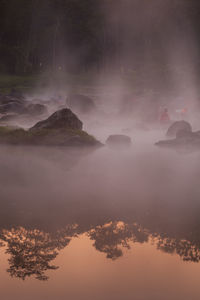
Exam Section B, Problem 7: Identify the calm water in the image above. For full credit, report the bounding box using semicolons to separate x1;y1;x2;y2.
1;135;200;300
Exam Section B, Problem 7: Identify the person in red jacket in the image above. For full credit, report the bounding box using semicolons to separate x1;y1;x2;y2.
159;108;170;123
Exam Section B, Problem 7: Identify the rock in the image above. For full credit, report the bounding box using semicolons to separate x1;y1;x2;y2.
67;94;95;114
0;114;19;123
25;103;47;116
166;120;192;138
0;95;25;105
29;128;101;147
0;108;102;148
30;108;83;131
0;102;25;114
0;92;46;117
155;130;200;152
0;92;26;115
106;134;132;148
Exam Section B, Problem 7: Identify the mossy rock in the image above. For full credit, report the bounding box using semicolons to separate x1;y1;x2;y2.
0;126;29;144
0;126;101;147
0;108;102;147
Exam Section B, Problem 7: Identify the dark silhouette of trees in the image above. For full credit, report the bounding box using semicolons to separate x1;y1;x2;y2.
0;226;75;280
155;234;200;263
88;221;149;260
1;219;200;281
1;0;200;75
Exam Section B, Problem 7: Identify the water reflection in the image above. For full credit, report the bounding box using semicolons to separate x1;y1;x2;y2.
0;225;78;280
88;222;148;260
155;234;200;263
1;216;200;281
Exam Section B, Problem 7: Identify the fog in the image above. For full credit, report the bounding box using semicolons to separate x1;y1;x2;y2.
2;3;200;299
1;0;200;229
1;127;200;231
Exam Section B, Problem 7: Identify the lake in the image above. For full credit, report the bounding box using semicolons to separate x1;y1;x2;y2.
1;133;200;300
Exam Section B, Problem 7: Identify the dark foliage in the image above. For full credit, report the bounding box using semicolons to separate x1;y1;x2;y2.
0;0;200;75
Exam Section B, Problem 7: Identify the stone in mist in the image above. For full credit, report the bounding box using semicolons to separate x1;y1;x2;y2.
67;94;95;114
166;121;192;138
0;108;101;147
30;108;83;131
106;134;132;148
0;92;47;117
156;128;200;152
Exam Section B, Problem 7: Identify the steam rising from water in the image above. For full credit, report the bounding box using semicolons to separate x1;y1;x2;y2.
1;0;200;230
1;128;200;232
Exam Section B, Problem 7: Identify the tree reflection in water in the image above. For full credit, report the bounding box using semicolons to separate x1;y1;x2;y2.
1;220;200;281
88;221;148;260
154;234;200;263
0;225;78;281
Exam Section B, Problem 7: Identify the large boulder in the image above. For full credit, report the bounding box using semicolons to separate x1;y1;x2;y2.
0;92;47;118
30;108;83;131
0;102;25;114
0;92;26;115
0;111;101;148
166;120;192;138
0;94;25;105
106;134;131;148
67;94;95;114
155;130;200;152
25;103;47;116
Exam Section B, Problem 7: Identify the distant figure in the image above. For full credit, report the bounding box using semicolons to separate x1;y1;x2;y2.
159;108;170;124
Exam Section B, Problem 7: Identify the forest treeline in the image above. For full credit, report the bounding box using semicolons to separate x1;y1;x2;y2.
0;0;200;75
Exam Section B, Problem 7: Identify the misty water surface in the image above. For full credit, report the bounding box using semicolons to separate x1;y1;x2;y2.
1;126;200;299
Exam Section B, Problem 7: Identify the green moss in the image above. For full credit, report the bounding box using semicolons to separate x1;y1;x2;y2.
65;129;97;141
0;126;100;147
0;126;29;144
0;126;15;134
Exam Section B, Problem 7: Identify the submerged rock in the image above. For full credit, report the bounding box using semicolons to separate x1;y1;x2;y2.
0;92;25;106
166;120;192;138
67;94;95;114
25;103;47;116
0;92;47;118
106;134;131;148
0;102;25;114
30;108;83;131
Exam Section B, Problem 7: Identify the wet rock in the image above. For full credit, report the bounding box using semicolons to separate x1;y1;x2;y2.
30;108;83;131
67;94;95;114
0;114;19;123
156;129;200;152
0;102;25;114
30;129;102;147
0;113;34;125
106;134;131;148
0;91;26;115
0;92;47;118
0;108;102;147
166;120;192;138
25;103;47;116
0;95;25;105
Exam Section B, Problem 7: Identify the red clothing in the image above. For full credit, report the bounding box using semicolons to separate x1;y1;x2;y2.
160;111;170;122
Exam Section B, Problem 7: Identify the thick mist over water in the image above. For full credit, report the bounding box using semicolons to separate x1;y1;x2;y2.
1;0;200;228
2;3;200;299
1;132;200;231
